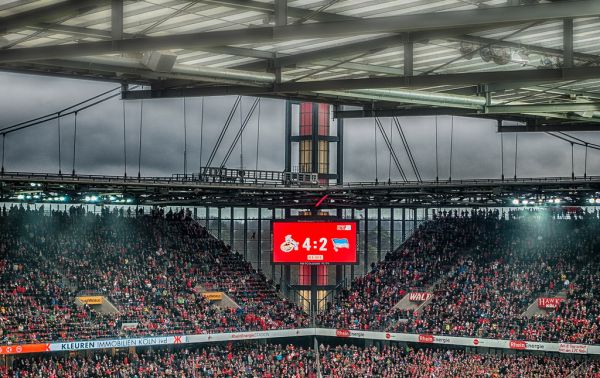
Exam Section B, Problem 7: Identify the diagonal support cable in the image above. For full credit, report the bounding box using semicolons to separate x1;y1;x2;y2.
375;117;407;182
221;98;260;168
393;117;422;182
205;96;242;168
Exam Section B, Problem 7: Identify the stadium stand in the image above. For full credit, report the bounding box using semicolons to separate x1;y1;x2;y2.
320;209;600;344
0;205;307;343
4;343;600;378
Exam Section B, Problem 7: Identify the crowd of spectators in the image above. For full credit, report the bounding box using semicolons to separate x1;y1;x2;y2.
318;211;503;330
5;343;316;378
320;208;600;344
4;343;599;377
0;205;307;344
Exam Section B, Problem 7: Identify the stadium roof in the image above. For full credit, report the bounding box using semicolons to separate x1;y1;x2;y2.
1;0;600;130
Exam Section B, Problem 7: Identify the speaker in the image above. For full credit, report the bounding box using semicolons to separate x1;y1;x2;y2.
142;51;177;73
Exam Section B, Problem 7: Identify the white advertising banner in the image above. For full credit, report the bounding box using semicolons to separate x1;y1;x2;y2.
50;335;186;352
186;328;315;343
2;328;599;356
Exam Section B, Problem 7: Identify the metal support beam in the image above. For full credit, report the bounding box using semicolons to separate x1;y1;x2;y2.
243;207;248;260
0;0;108;34
487;103;600;114
453;33;600;65
564;18;574;68
275;0;288;26
335;105;344;185
257;209;262;271
334;107;474;118
498;124;600;132
201;0;351;22
285;100;292;173
2;1;599;63
377;208;382;262
401;208;406;241
404;38;413;78
111;0;123;40
364;208;368;275
121;66;600;99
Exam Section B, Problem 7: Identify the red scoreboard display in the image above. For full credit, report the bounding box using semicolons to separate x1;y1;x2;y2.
272;221;358;264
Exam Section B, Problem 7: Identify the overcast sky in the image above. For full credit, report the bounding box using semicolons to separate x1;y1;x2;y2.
1;71;600;182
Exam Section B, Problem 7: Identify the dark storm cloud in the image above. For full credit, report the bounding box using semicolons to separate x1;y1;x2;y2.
1;71;600;181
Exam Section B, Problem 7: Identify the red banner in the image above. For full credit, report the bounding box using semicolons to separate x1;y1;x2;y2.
418;334;434;343
509;340;527;350
336;330;350;338
272;221;357;264
408;292;432;302
538;297;565;309
0;343;50;355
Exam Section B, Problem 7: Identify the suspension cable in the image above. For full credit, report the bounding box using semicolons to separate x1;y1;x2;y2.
558;132;600;149
547;132;600;179
255;99;261;172
388;119;392;183
1;134;5;174
374;118;378;183
206;96;241;168
0;86;121;135
585;143;588;178
138;100;143;179
123;100;127;177
449;116;454;181
514;133;518;180
199;97;205;175
393;117;422;182
375;118;407;182
435;115;439;182
220;98;260;168
500;130;504;181
547;132;600;151
71;112;77;176
239;97;244;170
183;97;188;177
57;113;62;175
571;142;575;179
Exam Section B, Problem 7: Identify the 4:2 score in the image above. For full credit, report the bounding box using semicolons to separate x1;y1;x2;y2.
302;237;327;251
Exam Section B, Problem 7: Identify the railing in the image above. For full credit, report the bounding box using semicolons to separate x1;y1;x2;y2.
344;175;600;187
0;168;319;187
3;170;599;190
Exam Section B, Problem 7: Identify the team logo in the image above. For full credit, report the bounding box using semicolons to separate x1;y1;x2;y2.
331;238;349;252
280;235;299;253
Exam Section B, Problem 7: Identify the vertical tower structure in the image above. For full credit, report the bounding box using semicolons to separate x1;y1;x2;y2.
284;101;344;314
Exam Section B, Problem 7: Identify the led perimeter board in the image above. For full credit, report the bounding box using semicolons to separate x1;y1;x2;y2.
272;220;358;264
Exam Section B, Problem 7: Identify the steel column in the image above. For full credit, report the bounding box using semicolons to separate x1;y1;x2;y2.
275;0;287;26
364;208;369;274
111;0;123;40
217;207;222;239
564;18;574;69
377;208;382;262
401;208;406;241
229;207;234;247
284;101;292;173
243;207;248;260
335;105;344;184
257;209;262;271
